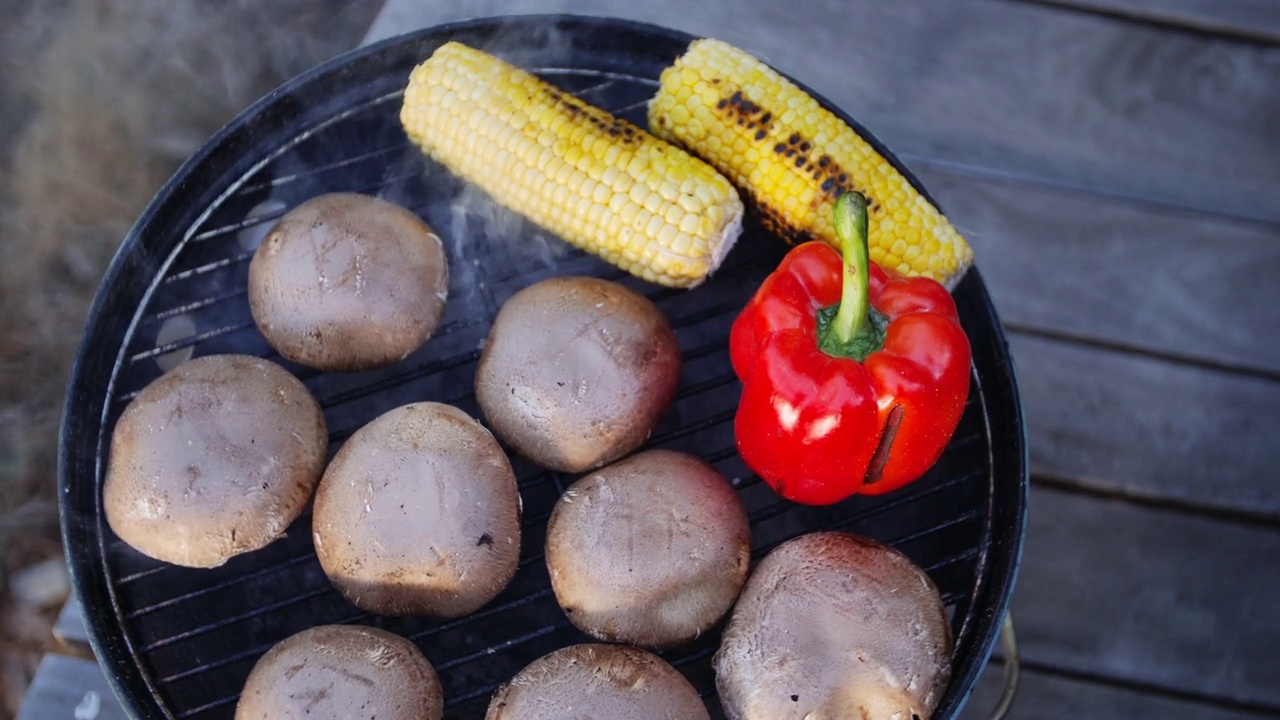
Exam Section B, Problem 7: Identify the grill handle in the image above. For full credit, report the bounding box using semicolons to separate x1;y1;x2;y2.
987;611;1021;720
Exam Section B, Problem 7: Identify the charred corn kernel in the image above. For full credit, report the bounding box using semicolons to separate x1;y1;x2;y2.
400;42;744;288
648;39;973;289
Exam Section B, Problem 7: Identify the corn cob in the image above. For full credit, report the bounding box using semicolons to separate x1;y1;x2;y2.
648;39;973;289
400;42;744;289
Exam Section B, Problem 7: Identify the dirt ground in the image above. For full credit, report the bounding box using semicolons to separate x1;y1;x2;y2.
0;1;379;715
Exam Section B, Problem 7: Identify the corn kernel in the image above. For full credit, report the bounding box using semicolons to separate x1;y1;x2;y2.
647;38;972;287
401;41;743;288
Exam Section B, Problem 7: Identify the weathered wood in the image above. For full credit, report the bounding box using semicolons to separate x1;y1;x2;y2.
1008;486;1280;710
16;655;128;720
915;163;1280;376
1011;333;1280;516
959;662;1273;720
366;0;1280;223
52;592;91;652
1022;0;1280;44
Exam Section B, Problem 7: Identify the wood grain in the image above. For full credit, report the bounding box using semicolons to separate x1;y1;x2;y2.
959;662;1274;720
917;164;1280;376
15;655;128;720
52;592;91;653
367;0;1280;222
1020;0;1280;44
1011;333;1280;516
1006;486;1280;710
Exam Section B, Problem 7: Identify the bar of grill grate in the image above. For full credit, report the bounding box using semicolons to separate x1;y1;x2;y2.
165;544;982;719
114;422;986;626
122;448;985;639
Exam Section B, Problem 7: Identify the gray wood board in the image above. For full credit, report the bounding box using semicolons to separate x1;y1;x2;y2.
16;655;129;720
52;590;90;649
1008;486;1280;710
1011;333;1280;516
960;662;1274;720
916;163;1280;376
365;0;1280;223
1023;0;1280;43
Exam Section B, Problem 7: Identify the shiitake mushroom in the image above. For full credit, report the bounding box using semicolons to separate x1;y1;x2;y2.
545;449;750;649
474;276;681;473
235;624;442;720
248;192;448;372
486;643;709;720
312;401;521;618
103;354;327;568
714;532;953;720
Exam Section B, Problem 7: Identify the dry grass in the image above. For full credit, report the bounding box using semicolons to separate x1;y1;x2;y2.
0;0;379;714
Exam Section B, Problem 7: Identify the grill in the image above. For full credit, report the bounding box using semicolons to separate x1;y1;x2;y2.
59;15;1027;720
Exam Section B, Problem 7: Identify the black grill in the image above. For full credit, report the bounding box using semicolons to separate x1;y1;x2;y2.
59;15;1027;720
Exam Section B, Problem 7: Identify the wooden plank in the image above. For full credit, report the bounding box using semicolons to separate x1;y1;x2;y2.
1011;333;1280;516
1020;0;1280;44
16;655;129;720
915;164;1280;376
1006;486;1280;711
366;0;1280;223
959;662;1273;720
52;591;91;650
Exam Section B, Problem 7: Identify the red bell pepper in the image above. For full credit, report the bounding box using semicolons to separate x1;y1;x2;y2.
730;192;971;505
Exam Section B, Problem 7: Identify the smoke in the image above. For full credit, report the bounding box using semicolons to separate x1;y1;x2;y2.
0;0;598;564
438;181;572;312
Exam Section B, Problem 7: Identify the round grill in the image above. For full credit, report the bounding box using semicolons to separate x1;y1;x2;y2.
59;15;1027;720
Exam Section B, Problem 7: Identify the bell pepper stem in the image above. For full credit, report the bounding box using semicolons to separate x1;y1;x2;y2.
831;191;870;345
816;191;885;361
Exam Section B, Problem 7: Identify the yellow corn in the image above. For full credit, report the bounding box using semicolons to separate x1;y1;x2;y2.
648;39;973;289
400;42;744;289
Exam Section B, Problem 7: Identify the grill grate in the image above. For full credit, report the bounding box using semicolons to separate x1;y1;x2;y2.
61;17;1025;720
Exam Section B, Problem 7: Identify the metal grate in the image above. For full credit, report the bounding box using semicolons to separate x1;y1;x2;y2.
62;18;1024;720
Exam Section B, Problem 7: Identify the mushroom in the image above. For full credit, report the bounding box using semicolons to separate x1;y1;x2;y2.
103;354;327;568
474;276;681;473
247;192;449;372
312;401;522;618
545;449;750;648
485;643;709;720
235;624;442;720
713;532;953;720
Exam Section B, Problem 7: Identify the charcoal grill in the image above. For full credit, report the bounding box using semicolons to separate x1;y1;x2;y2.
59;15;1027;720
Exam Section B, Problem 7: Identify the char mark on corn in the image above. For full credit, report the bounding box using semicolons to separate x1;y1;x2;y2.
399;41;745;289
648;38;973;289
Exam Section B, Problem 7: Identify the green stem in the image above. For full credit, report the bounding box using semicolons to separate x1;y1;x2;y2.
816;191;887;362
831;192;871;345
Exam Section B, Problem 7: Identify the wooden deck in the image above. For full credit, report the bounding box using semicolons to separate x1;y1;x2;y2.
21;0;1280;718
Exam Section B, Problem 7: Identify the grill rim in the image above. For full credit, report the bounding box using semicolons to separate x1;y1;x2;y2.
58;14;1028;720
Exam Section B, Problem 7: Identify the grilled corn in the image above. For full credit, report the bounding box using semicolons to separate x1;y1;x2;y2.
648;39;973;289
400;41;744;289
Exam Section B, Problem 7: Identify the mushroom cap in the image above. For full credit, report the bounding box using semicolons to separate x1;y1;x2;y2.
546;449;751;648
248;192;448;372
713;532;953;720
485;643;710;720
103;354;327;568
235;624;442;720
313;401;522;618
475;276;681;473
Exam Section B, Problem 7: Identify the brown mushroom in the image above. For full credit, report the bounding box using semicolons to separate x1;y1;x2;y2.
312;401;521;618
103;354;327;568
474;276;681;473
713;532;953;720
485;643;709;720
546;449;750;648
235;624;442;720
247;192;448;372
